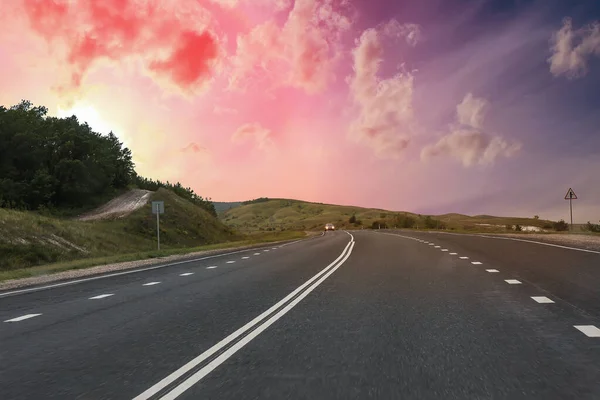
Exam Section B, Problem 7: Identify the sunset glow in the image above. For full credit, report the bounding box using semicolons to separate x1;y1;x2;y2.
1;0;600;221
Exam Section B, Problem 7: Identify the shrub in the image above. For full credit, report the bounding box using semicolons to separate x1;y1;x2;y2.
553;219;569;232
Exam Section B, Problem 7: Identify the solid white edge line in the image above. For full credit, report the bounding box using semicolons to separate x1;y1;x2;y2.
160;241;356;400
4;313;42;322
422;231;600;254
0;238;314;298
133;234;354;400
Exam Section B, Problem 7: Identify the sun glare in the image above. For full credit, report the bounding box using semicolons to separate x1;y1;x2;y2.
57;103;114;136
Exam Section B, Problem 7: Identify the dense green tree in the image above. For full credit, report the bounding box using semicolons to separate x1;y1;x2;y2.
0;100;215;216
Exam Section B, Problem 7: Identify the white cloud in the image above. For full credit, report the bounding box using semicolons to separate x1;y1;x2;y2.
348;27;416;159
232;122;273;150
421;93;522;167
549;17;600;79
228;0;351;93
456;93;488;129
381;19;422;46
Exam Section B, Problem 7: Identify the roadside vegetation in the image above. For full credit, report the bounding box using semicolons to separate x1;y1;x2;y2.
222;198;583;235
0;101;304;277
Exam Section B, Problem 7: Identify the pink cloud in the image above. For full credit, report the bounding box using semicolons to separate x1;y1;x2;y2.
20;0;220;93
421;93;522;167
232;122;274;150
228;0;351;93
348;27;416;159
549;18;600;79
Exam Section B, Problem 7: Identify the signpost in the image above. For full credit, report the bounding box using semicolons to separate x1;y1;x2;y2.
564;188;577;231
152;201;165;250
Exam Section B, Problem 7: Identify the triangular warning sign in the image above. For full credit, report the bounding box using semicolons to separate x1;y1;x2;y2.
564;188;577;200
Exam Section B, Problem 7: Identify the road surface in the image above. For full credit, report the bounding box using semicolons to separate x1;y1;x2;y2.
2;230;600;399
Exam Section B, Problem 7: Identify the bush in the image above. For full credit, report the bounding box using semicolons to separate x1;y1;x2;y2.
553;219;569;232
585;221;600;233
349;214;356;224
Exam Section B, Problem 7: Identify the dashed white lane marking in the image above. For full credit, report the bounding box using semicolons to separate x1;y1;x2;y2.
254;253;261;255
449;252;457;255
471;261;483;265
531;296;554;304
441;249;449;252
180;273;194;276
460;256;469;260
207;266;218;269
0;238;312;298
429;244;435;246
505;279;522;285
264;250;270;252
89;294;114;300
486;269;499;273
574;325;600;337
4;313;42;322
434;246;441;248
226;261;236;264
143;282;161;286
272;247;277;250
241;257;250;259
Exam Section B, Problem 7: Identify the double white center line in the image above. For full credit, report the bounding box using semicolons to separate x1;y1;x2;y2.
134;233;356;400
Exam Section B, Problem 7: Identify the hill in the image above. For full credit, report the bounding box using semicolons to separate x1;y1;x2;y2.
221;198;559;232
0;188;239;272
213;201;243;214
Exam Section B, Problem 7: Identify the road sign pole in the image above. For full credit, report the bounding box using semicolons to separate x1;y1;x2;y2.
570;197;573;232
156;211;160;251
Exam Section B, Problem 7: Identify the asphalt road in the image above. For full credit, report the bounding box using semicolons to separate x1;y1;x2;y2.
2;230;600;399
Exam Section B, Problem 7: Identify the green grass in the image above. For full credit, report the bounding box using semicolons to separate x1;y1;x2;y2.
221;198;558;233
0;188;244;273
0;230;306;282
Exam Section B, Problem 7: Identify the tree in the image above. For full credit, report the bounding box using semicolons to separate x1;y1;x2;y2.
349;214;356;224
534;215;539;220
0;100;215;216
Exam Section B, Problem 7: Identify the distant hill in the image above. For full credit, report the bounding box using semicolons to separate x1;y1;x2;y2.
221;198;558;232
0;188;239;271
213;201;243;214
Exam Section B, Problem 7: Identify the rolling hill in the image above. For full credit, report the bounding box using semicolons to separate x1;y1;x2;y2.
221;198;557;233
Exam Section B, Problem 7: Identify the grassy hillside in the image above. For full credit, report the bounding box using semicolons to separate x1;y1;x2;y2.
0;188;240;272
221;198;557;233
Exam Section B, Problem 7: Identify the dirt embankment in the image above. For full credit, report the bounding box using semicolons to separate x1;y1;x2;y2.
78;189;152;221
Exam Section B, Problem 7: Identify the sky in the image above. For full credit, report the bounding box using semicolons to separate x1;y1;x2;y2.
1;0;600;222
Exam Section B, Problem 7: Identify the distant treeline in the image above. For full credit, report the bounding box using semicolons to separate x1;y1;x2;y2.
242;197;270;205
0;100;215;216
